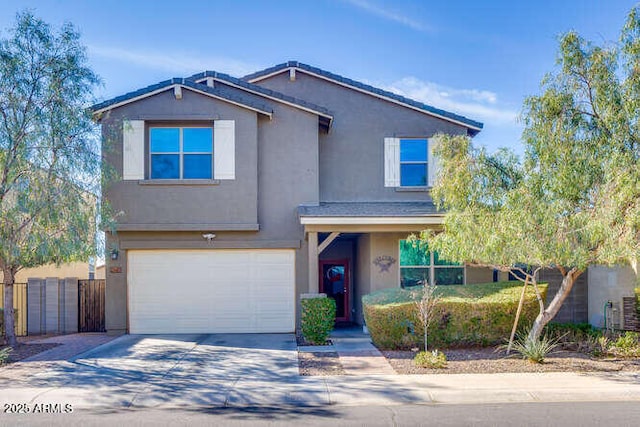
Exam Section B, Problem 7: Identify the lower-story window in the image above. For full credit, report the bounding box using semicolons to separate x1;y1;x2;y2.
399;239;464;287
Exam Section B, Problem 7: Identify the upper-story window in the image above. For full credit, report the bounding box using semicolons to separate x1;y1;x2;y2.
399;138;428;187
150;127;213;179
384;137;434;188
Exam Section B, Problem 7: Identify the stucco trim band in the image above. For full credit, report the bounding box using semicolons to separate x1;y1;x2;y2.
119;240;301;250
115;223;260;231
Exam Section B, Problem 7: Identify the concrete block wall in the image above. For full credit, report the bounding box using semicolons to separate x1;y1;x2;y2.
60;278;79;333
539;268;589;324
27;277;79;335
27;278;44;335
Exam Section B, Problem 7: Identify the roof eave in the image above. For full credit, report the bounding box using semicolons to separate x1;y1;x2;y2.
189;72;334;125
246;64;483;134
91;81;273;119
299;215;444;225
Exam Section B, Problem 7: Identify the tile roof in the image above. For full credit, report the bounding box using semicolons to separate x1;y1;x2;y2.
244;61;483;134
187;71;333;119
90;78;273;116
298;202;441;217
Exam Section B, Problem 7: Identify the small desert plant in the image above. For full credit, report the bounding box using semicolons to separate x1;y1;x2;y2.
300;296;336;345
412;284;440;351
0;346;12;365
508;332;559;363
609;331;640;358
592;335;611;357
414;349;447;369
545;322;604;353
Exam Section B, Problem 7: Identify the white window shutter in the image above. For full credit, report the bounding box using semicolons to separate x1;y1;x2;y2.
122;120;145;180
384;137;400;187
214;120;236;180
428;137;440;187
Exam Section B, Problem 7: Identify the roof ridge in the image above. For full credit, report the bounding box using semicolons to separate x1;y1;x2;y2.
187;70;333;118
243;61;483;132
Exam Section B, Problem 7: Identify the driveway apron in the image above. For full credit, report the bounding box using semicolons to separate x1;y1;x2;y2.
0;334;306;409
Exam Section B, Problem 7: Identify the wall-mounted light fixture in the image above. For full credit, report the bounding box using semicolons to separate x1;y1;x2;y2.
202;233;216;242
110;248;119;260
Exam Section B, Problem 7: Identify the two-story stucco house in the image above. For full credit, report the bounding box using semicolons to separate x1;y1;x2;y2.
92;61;489;336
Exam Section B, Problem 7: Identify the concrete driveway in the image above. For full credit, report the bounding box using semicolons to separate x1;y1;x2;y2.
0;334;322;408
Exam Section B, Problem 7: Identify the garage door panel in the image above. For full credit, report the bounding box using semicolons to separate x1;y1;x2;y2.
128;249;295;334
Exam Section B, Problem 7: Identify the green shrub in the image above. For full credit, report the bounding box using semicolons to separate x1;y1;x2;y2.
609;331;640;358
0;346;11;365
509;333;559;363
635;287;640;322
414;349;447;368
544;322;601;351
301;296;336;345
362;282;547;350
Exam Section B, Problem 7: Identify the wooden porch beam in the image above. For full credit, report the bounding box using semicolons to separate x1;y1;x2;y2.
318;232;340;255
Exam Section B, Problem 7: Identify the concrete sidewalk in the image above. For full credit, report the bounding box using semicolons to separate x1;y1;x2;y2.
1;332;639;410
2;368;640;409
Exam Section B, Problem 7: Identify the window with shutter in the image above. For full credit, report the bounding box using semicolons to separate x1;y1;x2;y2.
385;137;436;188
149;126;213;179
122;120;145;180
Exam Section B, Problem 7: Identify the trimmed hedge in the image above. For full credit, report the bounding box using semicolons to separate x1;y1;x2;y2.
363;282;547;349
301;296;336;345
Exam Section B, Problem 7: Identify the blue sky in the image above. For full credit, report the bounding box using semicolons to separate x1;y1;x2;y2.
2;0;637;153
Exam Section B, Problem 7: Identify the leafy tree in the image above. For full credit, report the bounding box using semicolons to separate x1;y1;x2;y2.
426;7;640;340
0;12;101;346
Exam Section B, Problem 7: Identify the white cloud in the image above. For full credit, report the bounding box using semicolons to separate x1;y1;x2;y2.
383;77;519;125
88;45;258;77
341;0;432;33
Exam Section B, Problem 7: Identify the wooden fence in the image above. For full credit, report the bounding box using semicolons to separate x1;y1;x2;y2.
0;283;28;336
78;279;105;333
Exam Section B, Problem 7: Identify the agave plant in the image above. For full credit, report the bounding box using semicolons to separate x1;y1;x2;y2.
0;347;12;365
508;332;560;363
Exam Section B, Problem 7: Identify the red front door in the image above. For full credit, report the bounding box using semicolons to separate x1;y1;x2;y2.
319;259;349;322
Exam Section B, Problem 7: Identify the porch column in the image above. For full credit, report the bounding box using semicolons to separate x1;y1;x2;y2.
308;231;319;293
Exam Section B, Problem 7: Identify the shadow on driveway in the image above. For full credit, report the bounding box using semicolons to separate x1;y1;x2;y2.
0;333;429;408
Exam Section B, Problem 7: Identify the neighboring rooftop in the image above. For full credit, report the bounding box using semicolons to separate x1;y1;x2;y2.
244;61;484;135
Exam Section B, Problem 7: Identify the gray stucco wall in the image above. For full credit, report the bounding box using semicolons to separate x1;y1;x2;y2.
101;72;477;333
588;265;638;329
101;85;320;334
252;71;469;202
102;89;260;227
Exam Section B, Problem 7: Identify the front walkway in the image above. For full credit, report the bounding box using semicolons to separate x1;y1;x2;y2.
330;326;396;375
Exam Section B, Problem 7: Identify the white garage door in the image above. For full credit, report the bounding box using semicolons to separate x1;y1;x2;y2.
127;249;295;334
